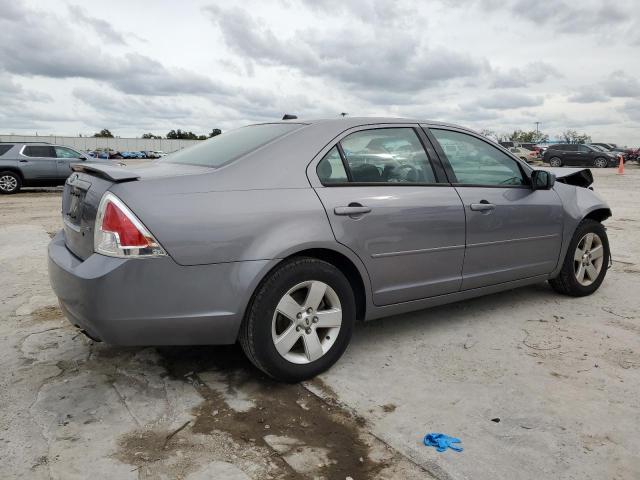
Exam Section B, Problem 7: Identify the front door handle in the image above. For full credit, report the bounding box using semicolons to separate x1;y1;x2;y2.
19;159;28;163
470;202;495;212
334;204;371;216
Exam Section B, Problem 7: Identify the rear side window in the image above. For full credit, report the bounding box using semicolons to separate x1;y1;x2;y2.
23;145;55;157
0;145;12;156
160;123;301;168
339;128;436;184
317;147;348;184
430;129;525;186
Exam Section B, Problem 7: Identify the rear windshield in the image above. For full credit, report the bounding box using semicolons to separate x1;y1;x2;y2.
0;145;13;156
160;123;302;168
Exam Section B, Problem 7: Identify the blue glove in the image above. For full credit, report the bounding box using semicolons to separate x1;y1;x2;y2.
423;433;463;452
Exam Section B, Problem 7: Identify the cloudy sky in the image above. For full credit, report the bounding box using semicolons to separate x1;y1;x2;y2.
1;0;639;144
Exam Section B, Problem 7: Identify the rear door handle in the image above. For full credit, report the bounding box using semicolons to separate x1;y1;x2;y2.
470;202;495;212
334;204;371;216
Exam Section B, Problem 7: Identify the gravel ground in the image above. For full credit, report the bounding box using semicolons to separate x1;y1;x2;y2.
0;166;638;479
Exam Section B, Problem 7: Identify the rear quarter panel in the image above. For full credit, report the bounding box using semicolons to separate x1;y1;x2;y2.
111;183;337;266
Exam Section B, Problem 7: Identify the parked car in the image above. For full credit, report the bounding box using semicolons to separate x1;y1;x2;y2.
48;118;612;382
0;142;115;194
543;143;619;168
508;146;538;163
590;143;627;159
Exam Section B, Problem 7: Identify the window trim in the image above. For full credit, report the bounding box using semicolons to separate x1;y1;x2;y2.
423;125;534;189
315;125;445;187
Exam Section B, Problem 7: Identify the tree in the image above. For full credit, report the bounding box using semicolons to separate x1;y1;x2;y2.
142;133;162;139
560;129;592;144
93;129;114;138
479;129;498;140
208;129;222;138
166;129;199;140
508;129;549;143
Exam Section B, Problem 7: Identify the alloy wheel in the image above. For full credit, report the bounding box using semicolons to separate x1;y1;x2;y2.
594;158;607;168
549;158;561;167
573;232;604;286
271;280;342;364
0;175;18;192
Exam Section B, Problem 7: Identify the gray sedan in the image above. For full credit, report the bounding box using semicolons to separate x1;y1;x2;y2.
48;118;611;382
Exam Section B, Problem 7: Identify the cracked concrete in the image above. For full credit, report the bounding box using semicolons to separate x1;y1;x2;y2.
1;168;639;479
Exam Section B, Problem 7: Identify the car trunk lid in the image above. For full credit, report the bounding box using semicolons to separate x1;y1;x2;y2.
62;162;210;260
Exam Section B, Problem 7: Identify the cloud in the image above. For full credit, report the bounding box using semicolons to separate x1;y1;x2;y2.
489;62;561;89
68;5;128;45
567;86;609;103
461;0;631;34
602;71;640;98
0;1;215;96
204;4;486;95
469;93;544;110
620;100;640;122
0;72;52;105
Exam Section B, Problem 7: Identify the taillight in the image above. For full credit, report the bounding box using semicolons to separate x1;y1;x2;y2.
94;192;166;258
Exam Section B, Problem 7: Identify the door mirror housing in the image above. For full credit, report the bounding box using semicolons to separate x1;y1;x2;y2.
531;170;555;190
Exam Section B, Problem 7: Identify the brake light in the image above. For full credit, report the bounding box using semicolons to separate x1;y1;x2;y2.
94;192;166;258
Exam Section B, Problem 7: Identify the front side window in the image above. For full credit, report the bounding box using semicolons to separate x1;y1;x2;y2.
23;146;55;158
160;123;301;168
430;129;525;186
339;128;436;183
55;146;82;158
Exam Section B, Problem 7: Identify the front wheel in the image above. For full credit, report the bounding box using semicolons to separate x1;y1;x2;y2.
239;257;355;382
549;219;609;297
593;157;608;168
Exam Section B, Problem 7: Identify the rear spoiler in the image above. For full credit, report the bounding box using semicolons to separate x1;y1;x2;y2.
71;162;140;182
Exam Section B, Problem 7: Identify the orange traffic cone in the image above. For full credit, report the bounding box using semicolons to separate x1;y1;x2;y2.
617;155;625;175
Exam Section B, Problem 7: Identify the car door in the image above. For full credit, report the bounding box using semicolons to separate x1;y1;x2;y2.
19;145;58;179
309;125;466;306
565;144;585;166
54;146;85;180
426;127;564;290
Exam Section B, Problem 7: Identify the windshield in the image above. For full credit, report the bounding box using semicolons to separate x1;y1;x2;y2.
160;123;302;167
591;145;605;151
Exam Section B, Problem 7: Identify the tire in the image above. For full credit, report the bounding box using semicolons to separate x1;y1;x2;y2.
593;157;608;168
549;157;562;167
549;219;609;297
239;257;356;382
0;171;21;194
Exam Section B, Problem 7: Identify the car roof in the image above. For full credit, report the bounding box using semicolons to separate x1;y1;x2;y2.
251;116;477;134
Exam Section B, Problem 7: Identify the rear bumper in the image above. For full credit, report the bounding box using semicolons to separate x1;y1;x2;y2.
47;230;276;345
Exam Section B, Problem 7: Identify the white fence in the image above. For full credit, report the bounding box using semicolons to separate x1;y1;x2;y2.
0;135;200;153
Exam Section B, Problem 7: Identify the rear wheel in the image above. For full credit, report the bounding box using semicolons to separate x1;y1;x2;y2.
549;157;562;167
239;257;355;382
549;219;609;297
593;157;608;168
0;171;21;194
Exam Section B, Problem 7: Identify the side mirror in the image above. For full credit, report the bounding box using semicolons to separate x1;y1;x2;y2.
531;170;555;190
